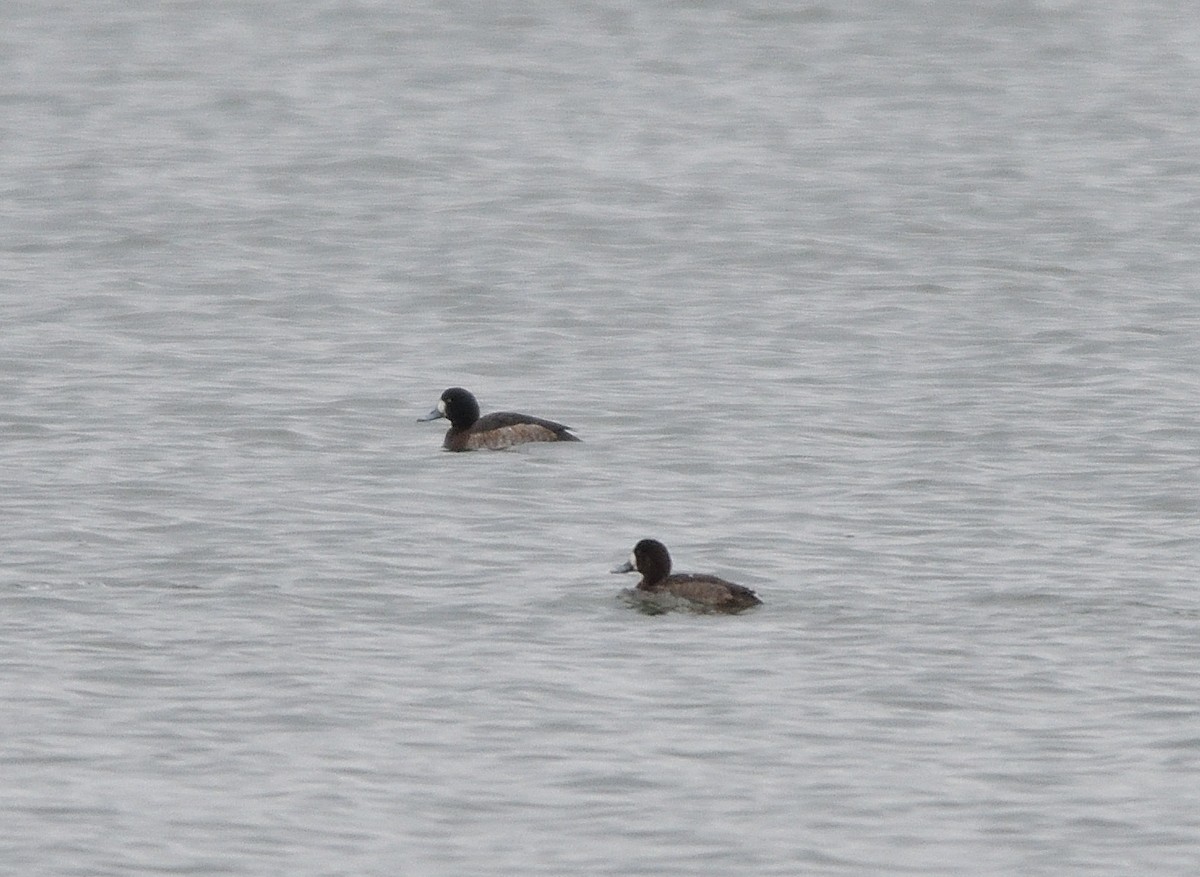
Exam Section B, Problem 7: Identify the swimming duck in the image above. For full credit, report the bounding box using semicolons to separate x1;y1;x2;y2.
418;387;580;451
612;539;762;613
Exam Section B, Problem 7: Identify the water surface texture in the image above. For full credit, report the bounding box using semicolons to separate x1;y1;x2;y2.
3;2;1199;875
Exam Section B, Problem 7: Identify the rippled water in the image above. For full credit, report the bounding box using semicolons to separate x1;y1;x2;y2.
3;1;1199;874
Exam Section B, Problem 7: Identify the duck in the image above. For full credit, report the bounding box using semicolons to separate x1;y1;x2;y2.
611;539;762;613
418;387;580;451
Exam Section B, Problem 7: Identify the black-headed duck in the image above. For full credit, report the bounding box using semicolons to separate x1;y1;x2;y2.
612;539;762;614
418;387;580;451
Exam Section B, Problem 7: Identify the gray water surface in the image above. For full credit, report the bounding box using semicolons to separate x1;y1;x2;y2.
3;2;1199;875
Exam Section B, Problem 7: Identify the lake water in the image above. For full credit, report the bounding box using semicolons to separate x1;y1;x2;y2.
2;1;1199;874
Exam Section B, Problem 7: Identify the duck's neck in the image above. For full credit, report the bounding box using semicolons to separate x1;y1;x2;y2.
636;560;671;589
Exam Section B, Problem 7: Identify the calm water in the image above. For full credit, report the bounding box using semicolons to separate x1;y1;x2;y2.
3;1;1199;874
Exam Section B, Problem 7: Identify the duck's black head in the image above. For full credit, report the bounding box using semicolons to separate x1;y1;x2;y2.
612;538;673;586
418;387;480;429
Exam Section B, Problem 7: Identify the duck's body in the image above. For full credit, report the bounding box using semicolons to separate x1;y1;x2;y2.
612;539;762;614
418;387;580;451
